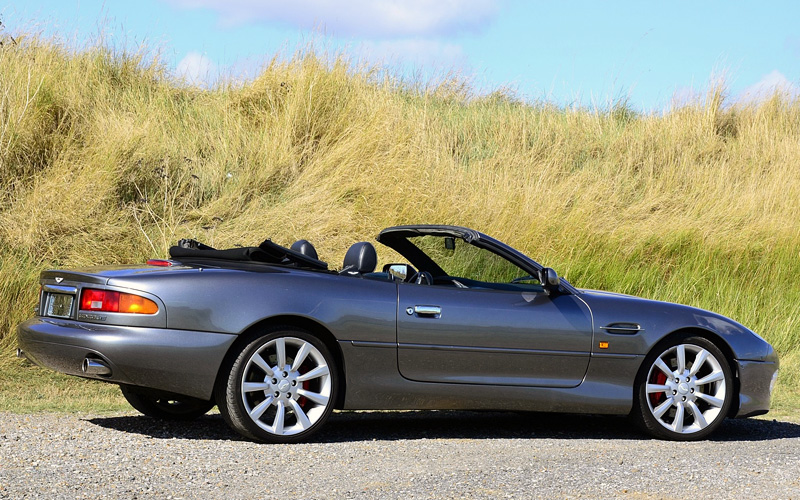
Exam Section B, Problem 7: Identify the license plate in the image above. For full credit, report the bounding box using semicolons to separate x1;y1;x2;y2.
46;293;74;318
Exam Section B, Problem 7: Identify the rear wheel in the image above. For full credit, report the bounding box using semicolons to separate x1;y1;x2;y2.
632;336;733;440
120;385;214;420
216;328;337;443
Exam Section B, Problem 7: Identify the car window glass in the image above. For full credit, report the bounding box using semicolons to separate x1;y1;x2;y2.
408;236;540;287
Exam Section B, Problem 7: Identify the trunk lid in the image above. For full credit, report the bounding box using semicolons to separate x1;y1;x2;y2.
41;264;196;285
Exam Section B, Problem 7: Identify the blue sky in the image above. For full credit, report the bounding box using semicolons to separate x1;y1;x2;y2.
2;1;799;111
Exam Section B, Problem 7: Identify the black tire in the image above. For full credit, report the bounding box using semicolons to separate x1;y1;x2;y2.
120;385;215;421
631;335;733;441
215;327;338;443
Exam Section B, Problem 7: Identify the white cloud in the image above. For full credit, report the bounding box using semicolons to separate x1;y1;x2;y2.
164;0;499;38
739;70;799;104
357;39;466;69
176;52;216;85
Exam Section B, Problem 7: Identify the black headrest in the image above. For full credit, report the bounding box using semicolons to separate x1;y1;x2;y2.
290;239;319;260
342;242;377;275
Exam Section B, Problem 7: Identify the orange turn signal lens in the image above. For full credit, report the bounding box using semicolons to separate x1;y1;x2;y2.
599;341;609;349
119;293;159;314
80;289;158;315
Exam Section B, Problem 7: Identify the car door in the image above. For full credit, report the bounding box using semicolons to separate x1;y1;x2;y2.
396;283;593;388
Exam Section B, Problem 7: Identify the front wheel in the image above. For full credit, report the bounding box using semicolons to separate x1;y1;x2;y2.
632;336;733;441
216;328;338;443
120;385;215;420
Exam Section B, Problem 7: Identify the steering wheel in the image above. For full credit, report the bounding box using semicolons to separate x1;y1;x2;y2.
409;271;433;285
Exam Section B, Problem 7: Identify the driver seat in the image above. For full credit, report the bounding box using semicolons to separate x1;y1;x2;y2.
340;242;377;276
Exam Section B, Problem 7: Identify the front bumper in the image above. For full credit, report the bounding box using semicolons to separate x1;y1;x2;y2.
17;317;237;400
735;359;779;418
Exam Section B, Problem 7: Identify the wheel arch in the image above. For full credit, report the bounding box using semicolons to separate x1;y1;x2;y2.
214;314;347;409
638;327;740;417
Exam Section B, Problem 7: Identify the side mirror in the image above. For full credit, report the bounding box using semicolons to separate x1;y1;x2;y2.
383;263;412;281
539;267;560;294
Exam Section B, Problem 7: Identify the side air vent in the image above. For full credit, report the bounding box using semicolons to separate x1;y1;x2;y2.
599;323;644;335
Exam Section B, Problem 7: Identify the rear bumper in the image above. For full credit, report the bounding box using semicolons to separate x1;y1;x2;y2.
735;359;779;418
17;317;237;400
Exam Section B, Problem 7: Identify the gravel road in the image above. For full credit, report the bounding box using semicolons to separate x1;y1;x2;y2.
1;410;799;499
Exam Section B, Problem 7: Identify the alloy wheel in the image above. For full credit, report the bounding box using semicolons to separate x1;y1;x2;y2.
644;342;729;436
239;335;333;438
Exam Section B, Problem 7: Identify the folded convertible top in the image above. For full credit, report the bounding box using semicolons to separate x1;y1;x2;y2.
168;239;328;270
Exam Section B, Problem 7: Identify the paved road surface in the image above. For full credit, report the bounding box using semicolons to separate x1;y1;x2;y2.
2;410;799;499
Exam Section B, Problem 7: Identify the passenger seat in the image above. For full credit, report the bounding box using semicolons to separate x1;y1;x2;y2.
290;239;319;260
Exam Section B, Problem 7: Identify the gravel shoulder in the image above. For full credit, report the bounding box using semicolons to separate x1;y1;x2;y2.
2;410;799;499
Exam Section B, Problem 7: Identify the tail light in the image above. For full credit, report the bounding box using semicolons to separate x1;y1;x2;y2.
147;259;173;267
80;289;159;314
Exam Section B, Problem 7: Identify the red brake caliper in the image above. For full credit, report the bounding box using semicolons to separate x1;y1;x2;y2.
649;372;667;406
297;363;310;408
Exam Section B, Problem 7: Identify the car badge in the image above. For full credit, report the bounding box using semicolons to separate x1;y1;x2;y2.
55;277;63;283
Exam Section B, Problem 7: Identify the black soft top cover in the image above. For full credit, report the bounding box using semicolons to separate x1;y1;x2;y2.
169;239;328;270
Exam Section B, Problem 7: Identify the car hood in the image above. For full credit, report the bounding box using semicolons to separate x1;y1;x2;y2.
580;288;718;315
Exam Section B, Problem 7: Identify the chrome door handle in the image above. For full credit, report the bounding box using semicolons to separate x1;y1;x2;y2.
410;305;441;317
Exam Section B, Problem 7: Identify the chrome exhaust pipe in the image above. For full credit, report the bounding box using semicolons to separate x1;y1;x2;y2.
82;357;112;376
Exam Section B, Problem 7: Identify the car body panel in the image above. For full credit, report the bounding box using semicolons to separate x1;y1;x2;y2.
396;283;593;387
340;341;641;413
736;359;779;417
17;317;236;399
59;265;400;343
581;290;777;362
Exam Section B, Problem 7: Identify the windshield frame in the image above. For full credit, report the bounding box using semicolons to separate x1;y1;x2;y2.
376;225;578;294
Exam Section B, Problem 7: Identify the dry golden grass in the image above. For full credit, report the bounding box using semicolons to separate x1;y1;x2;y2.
1;35;798;411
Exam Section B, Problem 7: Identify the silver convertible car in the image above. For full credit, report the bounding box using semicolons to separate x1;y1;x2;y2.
17;225;778;442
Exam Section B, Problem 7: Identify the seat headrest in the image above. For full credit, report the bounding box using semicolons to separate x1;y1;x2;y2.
290;239;319;260
342;242;377;275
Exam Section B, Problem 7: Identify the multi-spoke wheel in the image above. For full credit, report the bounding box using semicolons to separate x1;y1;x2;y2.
120;385;214;420
217;328;337;443
633;336;733;440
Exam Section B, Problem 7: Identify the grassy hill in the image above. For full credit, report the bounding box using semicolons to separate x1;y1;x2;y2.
1;36;798;413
